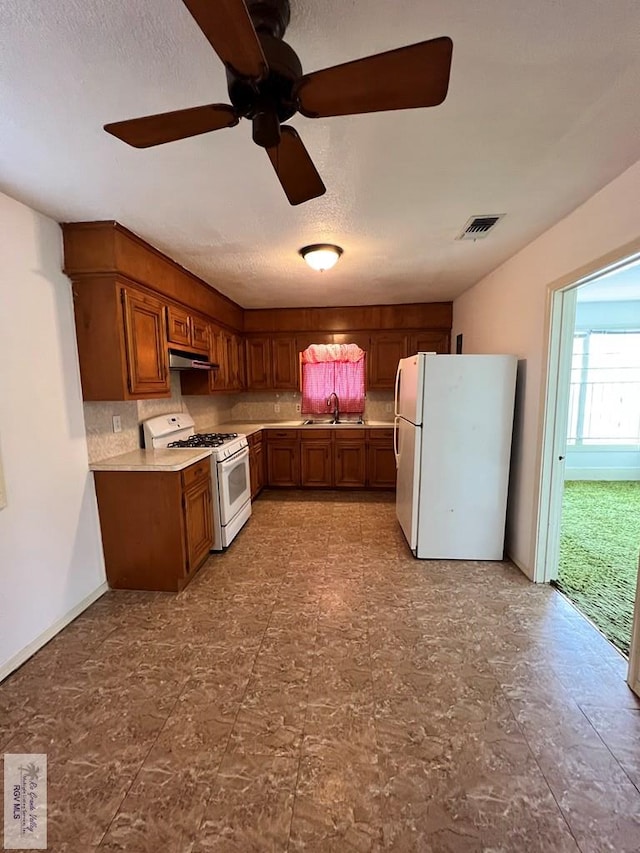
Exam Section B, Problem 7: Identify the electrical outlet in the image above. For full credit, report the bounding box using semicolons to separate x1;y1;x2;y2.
385;403;393;413
112;415;122;433
295;403;301;413
274;403;281;414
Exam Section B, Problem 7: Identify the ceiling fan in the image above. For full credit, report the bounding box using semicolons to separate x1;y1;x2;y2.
104;0;453;206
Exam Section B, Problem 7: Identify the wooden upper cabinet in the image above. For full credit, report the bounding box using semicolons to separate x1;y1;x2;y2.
166;305;191;348
191;317;210;355
272;336;298;389
121;288;170;397
246;337;271;389
245;335;298;390
368;333;408;390
167;305;210;356
409;331;450;356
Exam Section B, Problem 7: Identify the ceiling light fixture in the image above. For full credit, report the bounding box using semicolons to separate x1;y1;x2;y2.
299;244;343;272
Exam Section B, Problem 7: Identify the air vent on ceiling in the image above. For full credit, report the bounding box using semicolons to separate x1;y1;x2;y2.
457;214;505;240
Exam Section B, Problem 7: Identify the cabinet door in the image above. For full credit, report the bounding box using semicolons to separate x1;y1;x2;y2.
301;441;333;487
334;440;367;487
272;336;299;389
166;305;191;348
236;335;246;390
369;333;408;390
121;288;170;396
255;441;264;494
409;331;450;356
246;337;271;389
266;442;300;486
212;329;229;391
367;442;397;488
183;477;213;573
191;317;210;354
225;332;239;390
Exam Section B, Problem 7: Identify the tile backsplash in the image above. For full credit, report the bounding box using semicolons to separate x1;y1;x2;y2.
83;373;234;462
83;377;394;463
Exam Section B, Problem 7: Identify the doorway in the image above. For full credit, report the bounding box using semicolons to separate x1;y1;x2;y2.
537;254;640;691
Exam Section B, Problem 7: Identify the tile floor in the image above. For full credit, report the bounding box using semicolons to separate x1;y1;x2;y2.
1;490;640;852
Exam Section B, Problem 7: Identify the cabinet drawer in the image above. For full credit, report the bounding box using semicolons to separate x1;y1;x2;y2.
248;430;263;447
333;429;366;442
300;429;333;441
181;460;211;490
267;429;299;441
368;428;394;441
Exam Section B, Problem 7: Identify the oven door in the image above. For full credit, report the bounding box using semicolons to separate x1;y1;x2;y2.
217;447;251;525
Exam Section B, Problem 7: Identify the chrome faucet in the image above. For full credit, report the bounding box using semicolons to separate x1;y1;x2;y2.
327;392;340;423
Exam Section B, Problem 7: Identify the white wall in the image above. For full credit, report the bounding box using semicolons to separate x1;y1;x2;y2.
0;192;106;679
452;159;640;579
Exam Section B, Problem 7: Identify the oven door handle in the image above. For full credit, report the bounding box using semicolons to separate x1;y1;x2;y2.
219;446;249;469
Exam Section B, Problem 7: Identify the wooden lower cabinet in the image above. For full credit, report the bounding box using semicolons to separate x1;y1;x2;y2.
93;460;213;591
367;429;397;488
334;433;367;488
262;428;394;490
249;431;265;499
266;430;300;486
301;431;333;487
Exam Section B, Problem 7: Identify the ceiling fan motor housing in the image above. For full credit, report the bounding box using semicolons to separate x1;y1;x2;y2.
227;30;302;148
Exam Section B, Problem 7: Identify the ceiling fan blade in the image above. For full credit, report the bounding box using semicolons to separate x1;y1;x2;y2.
104;104;239;148
296;37;453;119
266;126;326;206
182;0;267;80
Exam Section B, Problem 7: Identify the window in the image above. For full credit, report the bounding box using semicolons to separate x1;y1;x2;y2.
301;344;366;415
567;330;640;446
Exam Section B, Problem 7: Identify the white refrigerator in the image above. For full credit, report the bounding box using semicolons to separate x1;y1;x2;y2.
394;353;517;560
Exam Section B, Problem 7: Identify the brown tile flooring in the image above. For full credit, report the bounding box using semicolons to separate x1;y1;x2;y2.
2;491;640;852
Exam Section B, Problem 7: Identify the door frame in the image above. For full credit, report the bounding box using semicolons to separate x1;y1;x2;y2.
534;246;640;696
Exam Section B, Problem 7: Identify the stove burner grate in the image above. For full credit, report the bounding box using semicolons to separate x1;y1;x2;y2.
167;432;239;449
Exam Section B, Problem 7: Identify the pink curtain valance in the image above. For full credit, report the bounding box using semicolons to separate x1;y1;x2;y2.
301;343;365;364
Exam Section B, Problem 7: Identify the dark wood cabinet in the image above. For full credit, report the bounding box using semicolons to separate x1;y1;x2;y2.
122;288;171;397
93;460;213;591
301;431;333;487
368;333;408;390
245;335;298;390
272;336;299;389
266;430;300;486
245;337;271;389
334;432;367;487
249;431;265;499
183;473;214;574
264;428;395;490
367;429;396;488
409;331;450;356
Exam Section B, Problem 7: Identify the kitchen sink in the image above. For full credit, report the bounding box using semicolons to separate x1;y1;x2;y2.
303;419;364;425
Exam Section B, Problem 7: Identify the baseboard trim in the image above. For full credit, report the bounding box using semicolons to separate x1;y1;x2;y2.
0;582;109;683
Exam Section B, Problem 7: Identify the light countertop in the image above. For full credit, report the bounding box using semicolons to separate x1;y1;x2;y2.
90;448;212;473
209;420;394;436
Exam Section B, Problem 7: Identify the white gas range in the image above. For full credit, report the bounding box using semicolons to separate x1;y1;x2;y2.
143;413;251;550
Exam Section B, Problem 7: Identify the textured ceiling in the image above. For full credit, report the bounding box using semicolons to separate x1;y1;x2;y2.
1;0;640;308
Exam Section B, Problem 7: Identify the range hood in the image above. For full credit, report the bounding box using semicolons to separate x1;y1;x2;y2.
169;349;218;371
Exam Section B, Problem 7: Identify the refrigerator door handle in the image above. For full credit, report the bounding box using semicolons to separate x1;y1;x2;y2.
393;415;400;467
394;361;402;416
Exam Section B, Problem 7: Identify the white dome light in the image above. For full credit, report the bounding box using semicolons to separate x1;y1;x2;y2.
299;244;343;272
